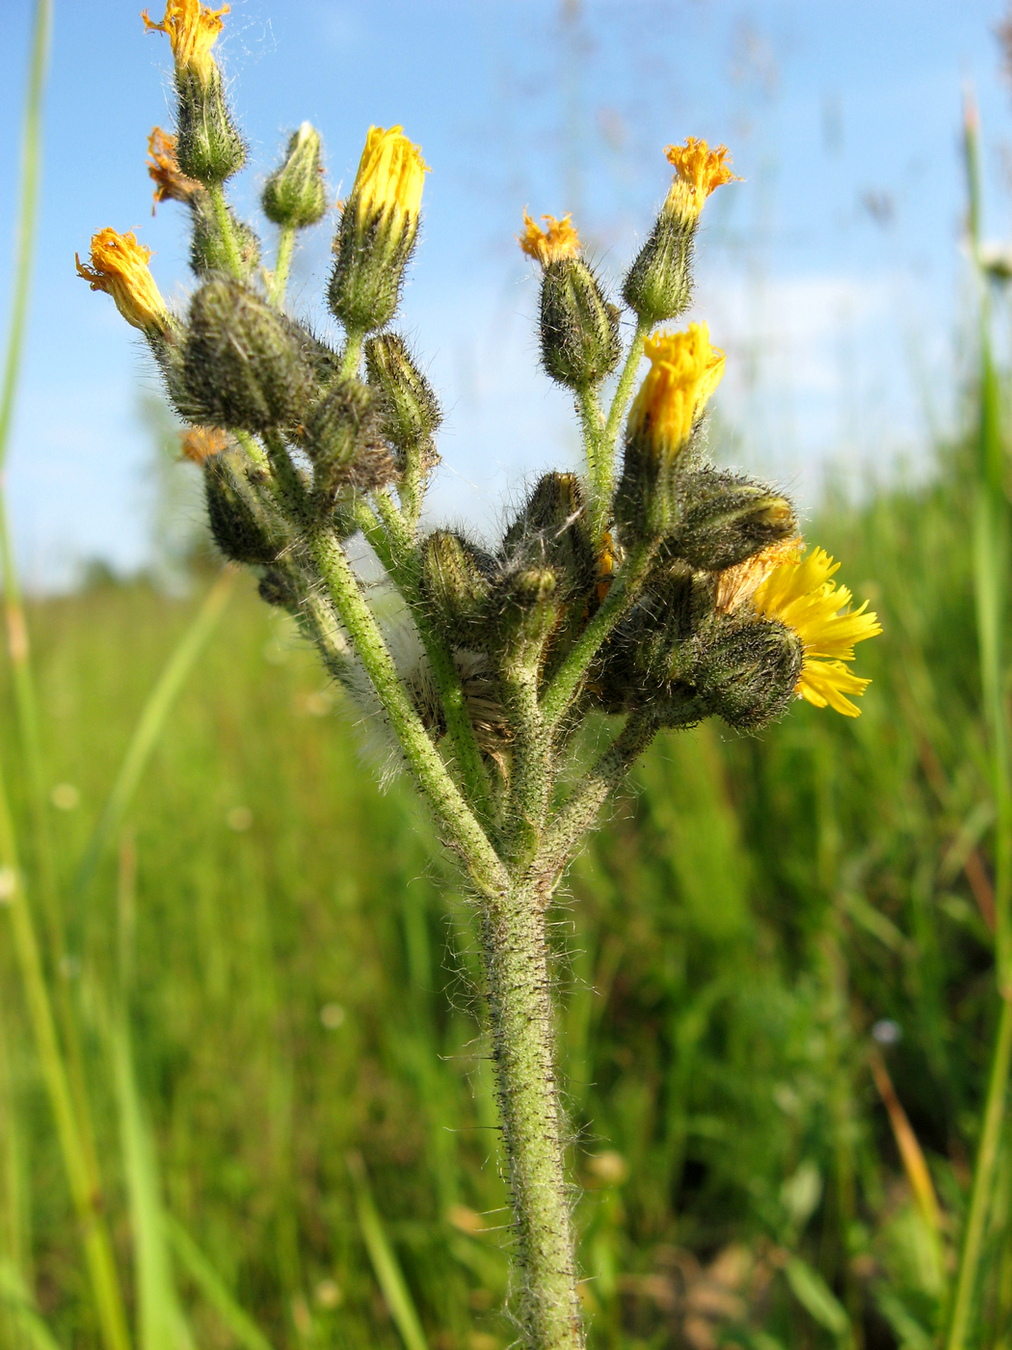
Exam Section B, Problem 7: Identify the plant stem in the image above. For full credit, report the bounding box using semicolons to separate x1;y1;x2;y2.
268;225;296;305
353;500;494;824
576;386;609;546
602;319;648;457
540;540;655;729
531;711;657;890
309;530;506;896
945;991;1012;1350
0;754;131;1350
339;331;364;380
207;184;243;278
480;878;583;1350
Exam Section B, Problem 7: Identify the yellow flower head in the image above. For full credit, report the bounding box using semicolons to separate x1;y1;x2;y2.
351;125;429;226
746;545;882;717
147;127;202;208
627;322;725;457
663;137;740;223
518;211;581;267
142;0;229;85
75;229;170;335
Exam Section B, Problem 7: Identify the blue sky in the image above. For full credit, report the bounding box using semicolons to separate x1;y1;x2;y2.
1;0;1011;587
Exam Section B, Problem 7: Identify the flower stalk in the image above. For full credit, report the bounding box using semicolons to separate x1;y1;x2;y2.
78;21;882;1343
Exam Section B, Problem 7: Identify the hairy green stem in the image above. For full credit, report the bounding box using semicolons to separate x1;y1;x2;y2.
540;540;655;728
207;183;243;278
530;711;658;891
353;499;494;823
339;331;364;380
0;754;131;1350
576;386;609;546
602;319;648;456
480;879;583;1350
309;530;506;895
502;671;551;867
268;225;296;305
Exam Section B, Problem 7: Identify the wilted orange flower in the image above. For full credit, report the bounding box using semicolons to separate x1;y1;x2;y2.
75;229;170;334
518;211;581;267
142;0;229;85
180;426;228;463
147;128;202;209
663;137;740;222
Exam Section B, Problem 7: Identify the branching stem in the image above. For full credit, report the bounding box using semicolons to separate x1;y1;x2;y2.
208;183;244;278
268;225;297;305
540;540;655;729
602;318;649;455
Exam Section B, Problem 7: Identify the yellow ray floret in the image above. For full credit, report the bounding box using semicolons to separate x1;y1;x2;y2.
664;137;740;222
627;322;725;458
142;0;228;85
147;128;202;208
75;229;170;335
180;426;228;464
518;211;581;267
352;126;429;226
749;546;882;717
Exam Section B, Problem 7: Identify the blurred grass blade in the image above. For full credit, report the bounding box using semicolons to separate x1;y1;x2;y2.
783;1256;850;1342
945;93;1012;1350
0;1262;61;1350
109;1011;193;1350
164;1217;274;1350
75;567;237;899
347;1151;429;1350
869;1051;942;1234
874;1288;934;1350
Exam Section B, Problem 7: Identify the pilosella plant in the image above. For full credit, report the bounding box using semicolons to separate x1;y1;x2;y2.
78;5;881;1347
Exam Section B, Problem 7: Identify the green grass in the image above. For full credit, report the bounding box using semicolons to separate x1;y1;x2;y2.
0;414;1008;1349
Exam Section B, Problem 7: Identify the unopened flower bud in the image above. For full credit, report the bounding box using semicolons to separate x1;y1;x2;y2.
262;123;328;229
144;2;245;184
614;323;725;543
519;212;619;390
664;469;797;571
365;334;442;454
419;530;495;646
204;451;288;564
623;138;739;325
502;473;595;601
75;229;173;338
178;277;316;430
328;125;429;334
302;379;394;506
692;618;802;731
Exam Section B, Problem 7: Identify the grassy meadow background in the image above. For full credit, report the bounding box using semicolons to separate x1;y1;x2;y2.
4;2;1012;1349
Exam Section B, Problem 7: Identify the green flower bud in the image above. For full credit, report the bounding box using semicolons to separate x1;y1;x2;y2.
692;618;802;731
204;452;288;564
539;258;621;390
663;469;797;571
262;123;328;229
328;126;429;334
365;333;442;453
302;379;394;506
175;70;246;185
502;473;595;602
419;530;495;646
177;278;317;431
496;566;562;668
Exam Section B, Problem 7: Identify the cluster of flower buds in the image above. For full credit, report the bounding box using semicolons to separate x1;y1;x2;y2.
78;0;879;774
